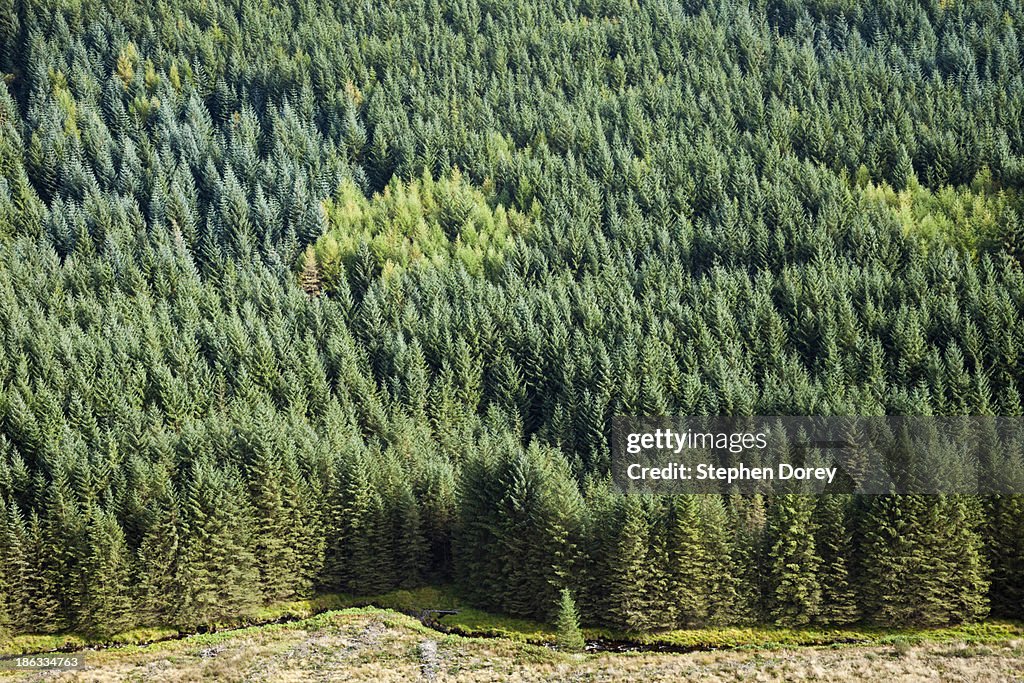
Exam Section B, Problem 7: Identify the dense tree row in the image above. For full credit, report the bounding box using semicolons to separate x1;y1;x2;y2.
1;0;1023;639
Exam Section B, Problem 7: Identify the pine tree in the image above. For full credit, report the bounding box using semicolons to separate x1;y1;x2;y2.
555;588;585;652
606;496;654;631
985;495;1024;617
813;495;858;625
663;495;710;627
176;460;261;629
135;467;182;626
765;495;821;626
78;506;134;637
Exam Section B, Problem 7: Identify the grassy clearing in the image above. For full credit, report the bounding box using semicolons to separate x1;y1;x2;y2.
3;585;1022;659
3;609;1021;682
601;620;1024;650
0;626;180;658
342;585;1024;651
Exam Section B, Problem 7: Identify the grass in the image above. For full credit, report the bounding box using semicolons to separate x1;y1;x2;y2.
2;607;1023;682
597;620;1024;650
3;585;1022;658
342;586;1024;652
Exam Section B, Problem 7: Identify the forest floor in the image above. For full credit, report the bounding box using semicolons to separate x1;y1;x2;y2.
2;608;1024;682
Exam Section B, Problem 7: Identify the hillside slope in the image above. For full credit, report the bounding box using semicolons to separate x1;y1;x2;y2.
1;0;1024;641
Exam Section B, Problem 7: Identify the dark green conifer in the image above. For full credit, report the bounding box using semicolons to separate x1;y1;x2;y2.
78;506;134;637
664;495;710;627
135;467;182;625
765;495;821;626
813;495;859;625
606;496;654;632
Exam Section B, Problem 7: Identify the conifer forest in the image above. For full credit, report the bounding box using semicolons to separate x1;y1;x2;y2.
1;0;1023;642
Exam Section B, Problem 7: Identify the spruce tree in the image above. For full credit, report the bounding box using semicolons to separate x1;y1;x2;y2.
859;495;921;626
3;0;1024;640
0;501;22;635
176;460;261;629
555;588;585;652
78;506;134;637
135;467;182;626
985;495;1024;617
576;480;620;626
858;495;988;627
606;495;654;632
728;494;766;624
765;495;821;626
238;414;301;602
487;441;582;619
664;495;710;627
938;496;990;624
813;495;858;625
391;475;428;589
699;496;739;625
